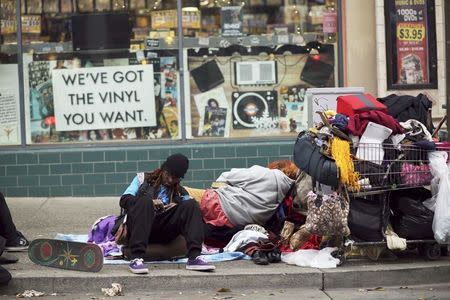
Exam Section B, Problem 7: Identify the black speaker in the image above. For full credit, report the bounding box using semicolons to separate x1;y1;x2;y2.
71;13;131;51
190;60;224;92
300;56;334;87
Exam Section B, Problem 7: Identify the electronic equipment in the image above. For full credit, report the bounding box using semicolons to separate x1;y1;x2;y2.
232;91;278;129
234;61;277;86
300;56;334;87
71;13;131;51
190;60;225;92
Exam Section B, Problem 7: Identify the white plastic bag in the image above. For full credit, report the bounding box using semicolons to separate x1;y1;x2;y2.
423;151;447;211
281;247;339;268
427;151;450;244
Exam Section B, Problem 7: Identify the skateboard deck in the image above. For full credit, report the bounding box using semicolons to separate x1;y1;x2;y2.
28;239;103;272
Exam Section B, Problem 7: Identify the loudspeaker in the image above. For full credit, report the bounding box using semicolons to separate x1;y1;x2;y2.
300;56;334;87
190;60;225;92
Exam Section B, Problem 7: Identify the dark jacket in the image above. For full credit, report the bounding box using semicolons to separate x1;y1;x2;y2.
377;93;434;132
119;182;189;213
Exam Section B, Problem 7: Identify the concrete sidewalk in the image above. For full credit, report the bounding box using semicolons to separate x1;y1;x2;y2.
2;197;450;296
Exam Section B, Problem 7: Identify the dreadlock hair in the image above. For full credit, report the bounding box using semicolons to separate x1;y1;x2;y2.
144;168;184;198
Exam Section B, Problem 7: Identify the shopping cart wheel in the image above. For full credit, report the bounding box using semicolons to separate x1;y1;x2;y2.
419;243;441;260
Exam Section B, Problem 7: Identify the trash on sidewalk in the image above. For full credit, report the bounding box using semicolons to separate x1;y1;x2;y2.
16;290;45;298
101;283;123;297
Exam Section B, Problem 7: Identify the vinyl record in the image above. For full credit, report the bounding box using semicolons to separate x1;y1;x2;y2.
232;91;277;129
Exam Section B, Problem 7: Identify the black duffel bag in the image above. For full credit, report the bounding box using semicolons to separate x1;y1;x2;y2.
293;131;339;188
348;194;389;242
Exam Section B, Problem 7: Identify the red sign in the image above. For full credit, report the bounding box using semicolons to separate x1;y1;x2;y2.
395;0;429;84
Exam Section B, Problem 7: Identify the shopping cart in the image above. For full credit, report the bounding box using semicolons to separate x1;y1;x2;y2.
342;142;449;261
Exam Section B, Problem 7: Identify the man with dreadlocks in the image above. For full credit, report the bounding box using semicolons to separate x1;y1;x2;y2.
119;153;215;274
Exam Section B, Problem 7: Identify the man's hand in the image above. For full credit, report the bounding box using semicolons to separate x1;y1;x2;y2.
152;199;165;211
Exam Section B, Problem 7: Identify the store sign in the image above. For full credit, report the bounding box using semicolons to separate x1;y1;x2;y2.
52;65;156;131
394;0;429;84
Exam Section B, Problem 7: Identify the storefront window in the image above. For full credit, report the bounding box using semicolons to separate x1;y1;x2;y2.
1;0;340;146
185;0;339;139
19;0;182;144
0;0;22;145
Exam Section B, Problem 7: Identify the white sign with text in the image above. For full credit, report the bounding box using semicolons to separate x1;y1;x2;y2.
52;65;156;131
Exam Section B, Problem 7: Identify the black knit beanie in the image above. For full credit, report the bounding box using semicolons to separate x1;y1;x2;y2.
161;153;189;178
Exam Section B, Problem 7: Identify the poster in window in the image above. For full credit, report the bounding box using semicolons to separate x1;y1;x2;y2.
385;0;437;89
221;6;244;37
194;87;231;137
396;1;428;84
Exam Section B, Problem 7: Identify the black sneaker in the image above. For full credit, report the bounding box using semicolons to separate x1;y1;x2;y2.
5;231;29;252
0;265;11;286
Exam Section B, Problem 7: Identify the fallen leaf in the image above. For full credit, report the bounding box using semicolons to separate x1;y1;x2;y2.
217;288;231;293
366;287;385;292
101;283;122;297
16;290;45;298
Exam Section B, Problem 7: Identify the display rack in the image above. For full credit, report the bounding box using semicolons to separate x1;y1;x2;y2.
0;33;320;54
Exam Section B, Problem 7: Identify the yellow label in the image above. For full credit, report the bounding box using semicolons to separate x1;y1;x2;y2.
397;23;425;42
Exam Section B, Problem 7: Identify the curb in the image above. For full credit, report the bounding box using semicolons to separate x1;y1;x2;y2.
3;262;450;295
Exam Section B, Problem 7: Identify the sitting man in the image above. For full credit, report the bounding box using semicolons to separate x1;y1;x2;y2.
119;153;215;274
0;192;30;285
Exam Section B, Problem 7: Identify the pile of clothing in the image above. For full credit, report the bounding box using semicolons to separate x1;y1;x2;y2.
289;92;443;260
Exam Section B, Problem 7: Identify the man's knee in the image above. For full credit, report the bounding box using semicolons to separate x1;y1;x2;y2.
179;198;200;210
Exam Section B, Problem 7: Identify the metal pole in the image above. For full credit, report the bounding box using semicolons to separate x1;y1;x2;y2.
337;0;344;87
176;0;187;142
16;0;27;147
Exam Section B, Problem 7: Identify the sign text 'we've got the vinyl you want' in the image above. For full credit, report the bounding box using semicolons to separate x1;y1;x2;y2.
52;65;156;131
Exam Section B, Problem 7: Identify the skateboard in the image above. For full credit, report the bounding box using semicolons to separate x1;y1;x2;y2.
28;239;103;272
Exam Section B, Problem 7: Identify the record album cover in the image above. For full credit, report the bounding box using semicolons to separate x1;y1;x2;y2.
221;6;244;37
194;87;230;137
203;107;227;137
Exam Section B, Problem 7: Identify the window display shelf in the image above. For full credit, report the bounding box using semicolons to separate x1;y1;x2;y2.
1;33;320;54
145;33;320;49
0;42;73;55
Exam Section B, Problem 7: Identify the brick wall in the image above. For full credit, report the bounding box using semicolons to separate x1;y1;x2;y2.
0;142;294;197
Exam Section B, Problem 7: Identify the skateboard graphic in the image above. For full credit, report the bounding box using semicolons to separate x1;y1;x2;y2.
28;239;103;272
